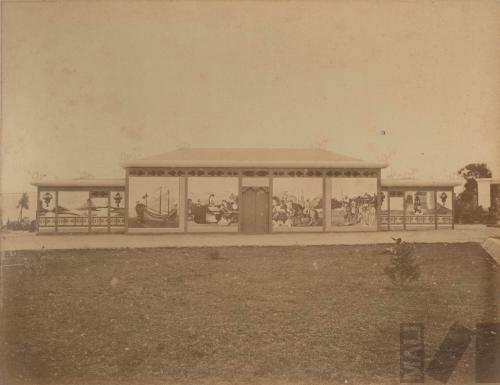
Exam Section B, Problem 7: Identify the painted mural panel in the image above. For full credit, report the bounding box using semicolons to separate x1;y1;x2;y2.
405;191;436;229
330;178;377;231
272;178;323;231
56;191;90;233
38;191;57;232
128;177;180;229
437;190;453;228
187;177;238;232
110;191;126;230
90;191;110;232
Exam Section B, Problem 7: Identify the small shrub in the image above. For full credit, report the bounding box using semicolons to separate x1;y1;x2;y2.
208;248;222;260
383;238;420;289
1;218;36;232
455;203;490;224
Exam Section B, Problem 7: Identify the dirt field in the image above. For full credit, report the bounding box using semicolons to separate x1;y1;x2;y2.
1;243;498;385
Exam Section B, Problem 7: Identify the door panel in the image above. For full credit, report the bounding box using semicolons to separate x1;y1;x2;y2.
241;187;269;233
255;188;269;233
242;188;256;232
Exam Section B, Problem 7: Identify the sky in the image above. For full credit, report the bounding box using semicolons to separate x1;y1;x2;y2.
2;0;500;194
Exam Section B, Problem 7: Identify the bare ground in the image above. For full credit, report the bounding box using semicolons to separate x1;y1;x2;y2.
1;243;498;385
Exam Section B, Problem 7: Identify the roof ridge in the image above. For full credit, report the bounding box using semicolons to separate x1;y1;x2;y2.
142;147;359;156
171;147;343;151
119;147;392;168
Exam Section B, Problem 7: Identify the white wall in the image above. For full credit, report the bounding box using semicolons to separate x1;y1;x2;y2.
477;179;492;209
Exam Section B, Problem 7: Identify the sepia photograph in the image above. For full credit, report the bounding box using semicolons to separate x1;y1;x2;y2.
1;1;500;384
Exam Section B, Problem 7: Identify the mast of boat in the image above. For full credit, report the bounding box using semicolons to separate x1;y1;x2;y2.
167;189;170;215
159;186;162;214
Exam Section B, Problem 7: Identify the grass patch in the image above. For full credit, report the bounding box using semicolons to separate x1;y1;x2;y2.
1;243;498;385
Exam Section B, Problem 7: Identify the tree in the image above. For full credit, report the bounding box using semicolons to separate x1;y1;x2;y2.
457;163;492;207
383;238;420;289
17;192;30;222
458;163;492;181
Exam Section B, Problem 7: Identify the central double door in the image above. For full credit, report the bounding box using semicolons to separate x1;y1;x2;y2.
241;186;270;233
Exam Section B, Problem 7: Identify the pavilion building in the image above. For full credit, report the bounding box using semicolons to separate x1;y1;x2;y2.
32;148;459;234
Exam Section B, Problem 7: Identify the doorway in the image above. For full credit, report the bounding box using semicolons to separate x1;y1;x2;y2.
241;186;269;233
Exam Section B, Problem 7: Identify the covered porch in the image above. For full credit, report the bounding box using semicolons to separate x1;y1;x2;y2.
32;179;126;234
379;180;460;231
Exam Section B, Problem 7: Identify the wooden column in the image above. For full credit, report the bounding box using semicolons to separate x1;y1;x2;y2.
88;190;92;233
376;169;382;231
184;176;188;232
35;187;40;233
387;190;391;231
451;189;455;230
124;169;129;233
55;190;59;233
322;176;327;232
403;191;407;231
324;176;333;232
268;174;273;233
434;190;438;230
238;174;242;233
107;192;111;233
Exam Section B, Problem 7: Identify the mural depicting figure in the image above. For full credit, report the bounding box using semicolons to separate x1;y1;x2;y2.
331;178;377;229
436;190;453;227
272;178;323;229
187;178;238;231
405;191;435;216
109;191;126;228
188;194;238;226
38;191;56;227
405;191;436;228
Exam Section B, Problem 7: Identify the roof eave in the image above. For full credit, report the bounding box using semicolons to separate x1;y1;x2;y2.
381;179;462;188
121;160;388;169
31;179;125;188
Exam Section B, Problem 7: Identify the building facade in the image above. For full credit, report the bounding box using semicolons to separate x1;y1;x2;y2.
32;148;459;234
477;178;500;214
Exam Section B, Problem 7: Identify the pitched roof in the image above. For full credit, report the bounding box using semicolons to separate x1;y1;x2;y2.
31;179;125;188
381;179;461;188
123;148;387;168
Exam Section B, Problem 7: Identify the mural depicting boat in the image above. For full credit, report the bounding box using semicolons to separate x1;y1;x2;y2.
134;186;179;227
135;204;176;222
